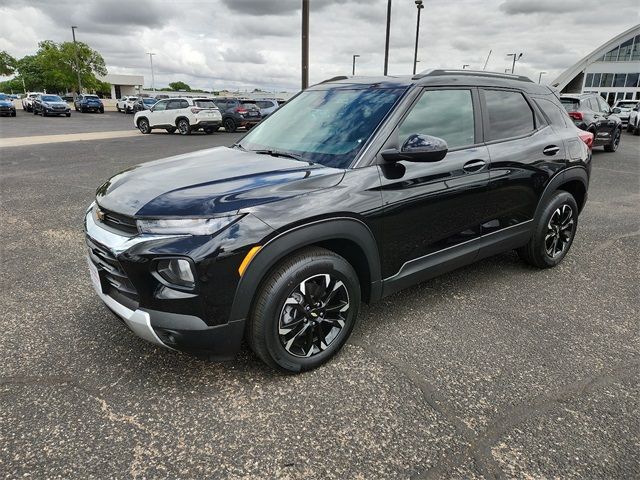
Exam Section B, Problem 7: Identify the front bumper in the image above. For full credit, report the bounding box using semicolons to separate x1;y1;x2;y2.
84;209;245;359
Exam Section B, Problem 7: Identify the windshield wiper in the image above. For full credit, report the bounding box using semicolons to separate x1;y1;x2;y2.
251;149;307;162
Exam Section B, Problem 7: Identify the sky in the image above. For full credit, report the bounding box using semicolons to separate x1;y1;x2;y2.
0;0;638;92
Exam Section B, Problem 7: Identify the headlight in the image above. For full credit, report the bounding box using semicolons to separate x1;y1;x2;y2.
136;215;242;235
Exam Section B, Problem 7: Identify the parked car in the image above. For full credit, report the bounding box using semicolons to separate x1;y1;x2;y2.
626;102;640;135
75;94;104;113
133;97;158;113
254;98;282;118
612;99;638;127
0;93;17;116
133;97;222;135
22;92;43;112
32;94;71;117
0;93;17;117
560;93;622;152
85;70;593;372
60;94;75;102
116;96;139;113
212;97;262;132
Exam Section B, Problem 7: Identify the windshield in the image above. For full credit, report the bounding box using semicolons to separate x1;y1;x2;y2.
143;98;156;104
194;99;218;109
560;98;580;111
239;87;405;168
42;95;63;102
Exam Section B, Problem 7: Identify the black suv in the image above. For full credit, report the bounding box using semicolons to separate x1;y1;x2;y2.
85;70;592;372
560;93;622;152
212;97;262;132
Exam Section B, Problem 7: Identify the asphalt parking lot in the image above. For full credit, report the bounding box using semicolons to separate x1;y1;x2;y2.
1;112;639;479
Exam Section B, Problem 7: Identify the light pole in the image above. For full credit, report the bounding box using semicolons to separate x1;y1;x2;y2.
538;71;547;84
462;64;470;70
352;54;360;75
71;26;82;94
301;0;309;89
147;52;156;92
507;52;523;74
412;0;424;75
383;0;392;75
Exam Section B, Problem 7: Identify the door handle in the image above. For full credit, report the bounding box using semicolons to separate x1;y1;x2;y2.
462;159;487;173
543;145;561;156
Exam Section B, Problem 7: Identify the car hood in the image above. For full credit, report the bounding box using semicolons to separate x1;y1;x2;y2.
96;147;345;217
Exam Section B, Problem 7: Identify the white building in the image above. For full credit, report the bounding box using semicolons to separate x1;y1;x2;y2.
98;74;144;99
552;24;640;105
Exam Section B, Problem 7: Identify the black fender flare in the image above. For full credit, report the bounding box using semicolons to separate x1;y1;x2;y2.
534;167;589;222
228;217;382;322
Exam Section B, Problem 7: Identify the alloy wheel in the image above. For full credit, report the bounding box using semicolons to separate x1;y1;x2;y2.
278;274;350;358
545;204;575;258
612;129;620;150
178;120;190;134
138;119;150;134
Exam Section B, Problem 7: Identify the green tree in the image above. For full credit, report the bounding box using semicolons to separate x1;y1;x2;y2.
0;51;17;76
169;81;191;91
37;40;107;92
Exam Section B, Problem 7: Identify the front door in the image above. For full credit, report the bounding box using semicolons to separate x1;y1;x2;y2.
378;87;490;281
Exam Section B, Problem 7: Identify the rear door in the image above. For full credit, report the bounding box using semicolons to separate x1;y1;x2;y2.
481;88;566;231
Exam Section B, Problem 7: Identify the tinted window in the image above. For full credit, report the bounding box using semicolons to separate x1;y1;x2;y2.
398;89;475;149
483;90;535;141
194;100;217;109
167;100;183;110
153;100;168;111
180;100;189;108
534;98;569;128
614;74;626;87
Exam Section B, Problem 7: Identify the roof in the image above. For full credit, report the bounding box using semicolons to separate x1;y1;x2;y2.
551;24;640;90
311;69;552;94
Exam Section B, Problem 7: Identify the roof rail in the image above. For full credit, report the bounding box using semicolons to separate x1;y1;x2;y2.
319;75;349;84
413;69;533;83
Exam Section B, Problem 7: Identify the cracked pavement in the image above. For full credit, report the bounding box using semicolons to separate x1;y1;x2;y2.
1;117;639;479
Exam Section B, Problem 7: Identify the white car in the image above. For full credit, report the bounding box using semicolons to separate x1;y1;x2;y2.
134;97;223;135
612;99;638;127
626;102;640;135
116;95;139;113
22;92;44;112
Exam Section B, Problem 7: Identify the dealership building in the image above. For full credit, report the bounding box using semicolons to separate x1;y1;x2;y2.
552;24;640;105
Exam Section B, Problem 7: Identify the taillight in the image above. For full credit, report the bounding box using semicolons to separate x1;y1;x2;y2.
190;107;202;114
236;107;247;113
578;130;593;149
568;111;583;121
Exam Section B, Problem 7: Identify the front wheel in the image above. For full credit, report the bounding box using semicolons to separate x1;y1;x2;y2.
137;118;151;134
604;127;621;152
177;118;191;135
247;247;361;373
517;191;578;269
99;107;104;114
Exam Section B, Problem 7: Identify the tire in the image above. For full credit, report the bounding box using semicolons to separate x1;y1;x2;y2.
223;117;237;133
603;127;621;152
627;123;634;133
177;118;191;135
247;247;361;373
33;108;37;115
633;123;640;136
165;126;176;134
517;191;578;269
137;118;151;134
42;110;47;117
99;107;104;114
66;113;71;117
11;111;16;117
117;105;121;112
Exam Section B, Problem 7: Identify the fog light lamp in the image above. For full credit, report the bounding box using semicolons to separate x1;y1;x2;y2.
156;258;195;289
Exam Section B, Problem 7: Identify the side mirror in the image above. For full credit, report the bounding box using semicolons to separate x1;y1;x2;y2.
381;134;448;163
612;107;622;114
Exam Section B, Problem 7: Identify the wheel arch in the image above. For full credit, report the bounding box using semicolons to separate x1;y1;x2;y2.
136;116;149;126
228;218;382;323
535;167;589;220
175;116;190;126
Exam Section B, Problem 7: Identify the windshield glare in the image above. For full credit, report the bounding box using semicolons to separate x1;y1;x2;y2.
240;87;405;168
42;95;63;102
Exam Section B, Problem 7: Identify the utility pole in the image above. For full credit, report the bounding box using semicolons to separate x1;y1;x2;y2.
301;0;309;90
412;0;424;75
383;0;392;75
538;71;547;84
352;54;360;75
507;52;523;74
147;52;156;92
482;49;492;70
71;26;82;94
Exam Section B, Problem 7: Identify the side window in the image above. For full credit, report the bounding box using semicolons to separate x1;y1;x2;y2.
586;98;597;111
167;100;182;110
483;89;535;141
534;98;569;128
398;89;475;149
153;100;168;111
597;97;610;113
179;100;189;109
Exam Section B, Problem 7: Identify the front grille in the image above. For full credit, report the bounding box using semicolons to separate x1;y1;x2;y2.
86;236;139;306
98;207;139;235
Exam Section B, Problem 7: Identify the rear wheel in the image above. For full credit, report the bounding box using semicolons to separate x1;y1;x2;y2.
117;105;122;112
517;191;578;269
604;127;621;152
99;106;104;114
247;247;361;373
223;117;237;133
137;118;151;134
177;118;191;135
